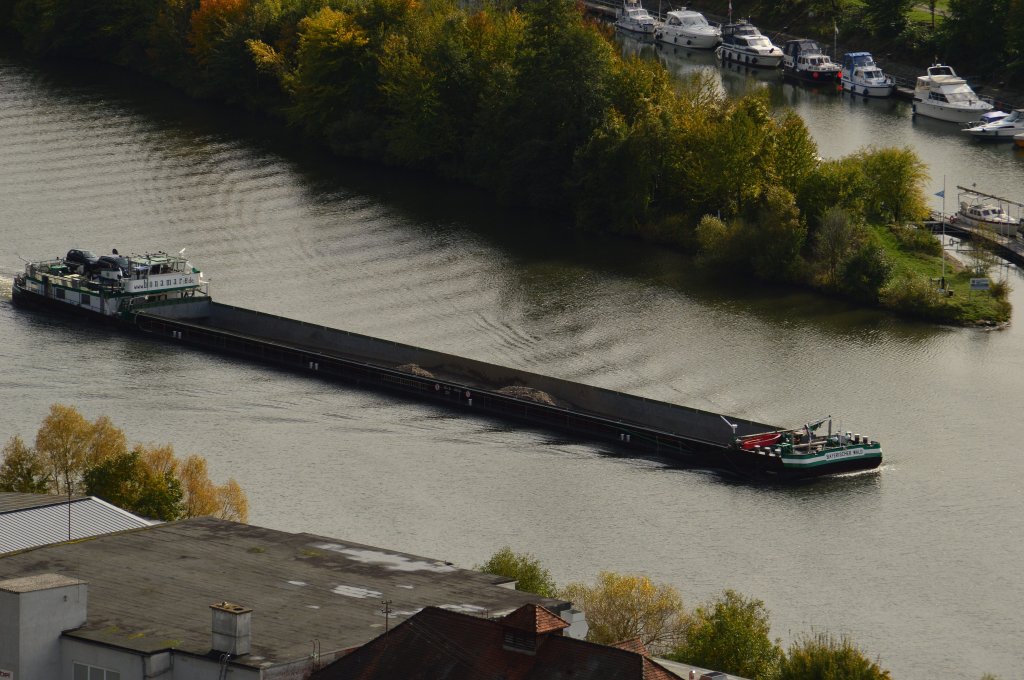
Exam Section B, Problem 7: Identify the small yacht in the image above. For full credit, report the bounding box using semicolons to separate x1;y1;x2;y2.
655;9;721;49
964;109;1024;140
912;64;993;123
615;0;657;35
716;19;783;69
955;199;1021;237
782;40;841;84
840;52;894;97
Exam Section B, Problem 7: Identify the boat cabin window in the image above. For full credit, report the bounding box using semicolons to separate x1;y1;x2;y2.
668;15;680;25
944;91;975;103
929;92;949;102
930;65;955;76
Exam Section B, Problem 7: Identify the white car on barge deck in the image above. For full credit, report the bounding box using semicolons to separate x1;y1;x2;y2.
13;248;208;318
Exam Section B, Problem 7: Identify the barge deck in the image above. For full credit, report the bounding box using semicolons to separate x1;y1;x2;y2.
132;299;778;467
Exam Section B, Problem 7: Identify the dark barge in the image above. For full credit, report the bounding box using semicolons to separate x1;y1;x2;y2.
133;299;772;462
13;250;883;481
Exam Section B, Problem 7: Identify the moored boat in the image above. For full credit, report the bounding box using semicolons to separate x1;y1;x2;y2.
12;246;881;484
840;52;894;97
655;9;721;49
963;109;1024;141
912;64;993;123
614;0;657;35
954;199;1022;237
12;248;208;318
716;19;783;69
782;39;841;85
724;417;883;480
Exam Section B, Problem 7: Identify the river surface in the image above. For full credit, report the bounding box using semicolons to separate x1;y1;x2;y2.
1;52;1023;679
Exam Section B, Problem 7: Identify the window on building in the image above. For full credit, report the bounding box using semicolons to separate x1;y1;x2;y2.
73;662;120;680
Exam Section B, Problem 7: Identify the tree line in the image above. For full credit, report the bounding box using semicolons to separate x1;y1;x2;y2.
0;0;1009;323
0;404;248;522
479;546;1001;680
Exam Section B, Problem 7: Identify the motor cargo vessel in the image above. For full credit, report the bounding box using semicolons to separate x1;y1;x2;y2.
12;248;882;482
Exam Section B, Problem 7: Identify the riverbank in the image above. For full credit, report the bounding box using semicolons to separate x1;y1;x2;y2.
0;0;1011;326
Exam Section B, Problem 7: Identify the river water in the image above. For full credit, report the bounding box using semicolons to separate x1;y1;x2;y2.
1;52;1022;679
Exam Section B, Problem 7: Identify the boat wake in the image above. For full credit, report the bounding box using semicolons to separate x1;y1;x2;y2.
0;275;12;300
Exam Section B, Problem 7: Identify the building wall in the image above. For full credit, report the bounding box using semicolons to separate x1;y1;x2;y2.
0;589;22;676
60;640;263;680
0;579;86;680
171;653;259;680
61;639;141;680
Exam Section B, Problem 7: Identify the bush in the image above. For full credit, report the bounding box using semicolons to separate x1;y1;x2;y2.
476;546;557;597
889;222;941;255
780;632;891;680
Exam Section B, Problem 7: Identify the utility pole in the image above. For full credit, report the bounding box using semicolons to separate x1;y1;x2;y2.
381;599;393;633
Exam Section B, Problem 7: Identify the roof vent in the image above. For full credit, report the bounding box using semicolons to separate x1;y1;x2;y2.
210;601;252;656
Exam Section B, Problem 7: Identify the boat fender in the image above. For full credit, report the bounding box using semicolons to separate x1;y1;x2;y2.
435;383;440;391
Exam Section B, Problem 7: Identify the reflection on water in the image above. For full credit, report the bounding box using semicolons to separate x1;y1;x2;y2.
3;51;1024;679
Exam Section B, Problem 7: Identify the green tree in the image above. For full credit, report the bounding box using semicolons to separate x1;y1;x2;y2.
941;0;1011;77
476;546;558;597
473;0;615;210
670;589;783;680
287;6;379;153
840;240;892;303
857;147;929;225
797;157;867;237
770;111;819;196
0;435;49;493
83;448;184;521
860;0;913;37
780;632;891;680
561;571;687;655
814;207;863;286
750;185;806;282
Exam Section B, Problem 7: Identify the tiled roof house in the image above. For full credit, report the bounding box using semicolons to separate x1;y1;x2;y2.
310;602;684;680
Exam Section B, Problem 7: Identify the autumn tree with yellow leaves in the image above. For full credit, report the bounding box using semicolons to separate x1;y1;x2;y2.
560;571;688;656
0;404;247;522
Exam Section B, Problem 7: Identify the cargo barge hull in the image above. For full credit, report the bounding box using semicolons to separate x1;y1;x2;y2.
129;299;780;473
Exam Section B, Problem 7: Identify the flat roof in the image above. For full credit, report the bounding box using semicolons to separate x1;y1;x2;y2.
0;517;567;668
0;573;85;593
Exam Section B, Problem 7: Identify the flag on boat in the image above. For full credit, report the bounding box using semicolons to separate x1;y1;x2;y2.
935;189;945;198
834;21;838;36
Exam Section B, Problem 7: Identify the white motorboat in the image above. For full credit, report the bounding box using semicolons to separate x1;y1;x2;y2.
615;0;657;35
955;199;1021;237
840;52;894;97
964;109;1024;140
912;64;993;123
716;19;783;69
655;9;721;49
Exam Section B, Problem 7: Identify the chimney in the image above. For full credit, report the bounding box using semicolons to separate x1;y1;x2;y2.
210;601;252;656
